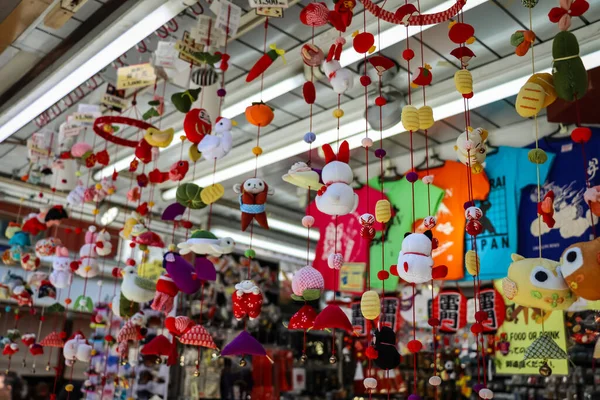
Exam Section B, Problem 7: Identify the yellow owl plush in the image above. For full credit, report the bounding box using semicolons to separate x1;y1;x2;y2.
502;254;576;310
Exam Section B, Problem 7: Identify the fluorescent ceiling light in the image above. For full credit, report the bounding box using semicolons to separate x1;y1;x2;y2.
269;218;320;241
340;0;489;67
94;130;184;180
221;74;306;119
162;118;367;200
211;228;315;260
0;1;185;144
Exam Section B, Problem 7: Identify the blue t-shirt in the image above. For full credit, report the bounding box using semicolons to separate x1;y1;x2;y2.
518;131;600;260
466;146;554;280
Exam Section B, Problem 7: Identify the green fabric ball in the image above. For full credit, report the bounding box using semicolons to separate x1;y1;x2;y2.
176;183;206;210
528;148;548;164
245;249;256;258
552;31;588;102
511;31;525;47
521;0;538;8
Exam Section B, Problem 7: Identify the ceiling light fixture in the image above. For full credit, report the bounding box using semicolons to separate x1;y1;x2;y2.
162;118;367;200
211;227;315;260
268;218;320;241
0;1;186;144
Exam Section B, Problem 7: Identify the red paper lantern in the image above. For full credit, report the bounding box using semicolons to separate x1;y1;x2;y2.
432;288;467;334
476;286;505;334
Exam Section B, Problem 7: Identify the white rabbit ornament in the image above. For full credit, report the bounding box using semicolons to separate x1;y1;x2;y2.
323;39;354;94
315;140;359;216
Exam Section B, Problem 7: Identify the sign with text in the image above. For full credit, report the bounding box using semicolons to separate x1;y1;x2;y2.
338;262;365;294
210;0;242;37
249;0;288;8
116;63;156;90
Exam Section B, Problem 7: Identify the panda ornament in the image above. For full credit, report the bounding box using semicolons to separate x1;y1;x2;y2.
391;231;448;284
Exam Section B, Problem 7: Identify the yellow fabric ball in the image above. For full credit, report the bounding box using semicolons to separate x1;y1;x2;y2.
95;183;103;190
65;384;74;392
454;70;473;95
252;146;263;156
92;209;100;215
148;201;155;207
375;199;391;223
180;135;187;141
360;290;381;320
333;109;344;118
107;188;115;195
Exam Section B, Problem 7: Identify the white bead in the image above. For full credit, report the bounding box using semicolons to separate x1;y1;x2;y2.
479;389;494;399
302;216;315;228
361;138;374;148
429;376;441;386
363;377;377;389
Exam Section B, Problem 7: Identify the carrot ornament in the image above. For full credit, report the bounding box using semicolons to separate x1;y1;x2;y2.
246;44;286;83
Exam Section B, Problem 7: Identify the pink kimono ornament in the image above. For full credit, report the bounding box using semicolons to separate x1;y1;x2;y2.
151;274;179;314
77;226;100;278
232;280;263;320
116;312;147;358
315;140;359;216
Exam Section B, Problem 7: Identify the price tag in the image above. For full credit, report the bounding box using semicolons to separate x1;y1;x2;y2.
116;63;157;90
191;16;227;47
174;38;204;66
210;0;242;37
249;0;288;8
256;7;284;17
59;123;82;138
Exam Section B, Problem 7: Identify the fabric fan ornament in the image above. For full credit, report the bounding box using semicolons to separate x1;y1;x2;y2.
140;334;178;366
548;0;589;31
179;325;217;348
221;330;273;364
163;252;202;294
313;304;354;333
287;305;317;330
524;332;569;361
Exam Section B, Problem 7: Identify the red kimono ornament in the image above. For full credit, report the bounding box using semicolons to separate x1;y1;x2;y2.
151;274;179;314
538;190;556;228
232;280;263;320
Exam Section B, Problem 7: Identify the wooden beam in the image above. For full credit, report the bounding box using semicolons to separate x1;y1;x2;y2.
43;0;90;30
0;0;54;54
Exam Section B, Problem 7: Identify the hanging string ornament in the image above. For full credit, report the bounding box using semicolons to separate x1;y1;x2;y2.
233;178;275;231
323;39;354;94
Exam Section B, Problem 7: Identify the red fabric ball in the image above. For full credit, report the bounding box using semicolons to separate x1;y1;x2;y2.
69;261;79;272
360;75;372;87
104;335;114;343
353;32;375;54
407;339;422;353
129;242;136;248
470;323;483;335
463;92;474;99
375;96;387;106
74;227;82;234
365;346;379;359
428;317;440;327
402;49;415;61
64;228;72;234
571;127;592;144
126;259;136;267
466;220;483;236
112;268;120;278
390;264;398;276
181;220;193;229
377;270;390;281
475;310;488;323
303;81;316;105
40;316;45;322
60;332;67;339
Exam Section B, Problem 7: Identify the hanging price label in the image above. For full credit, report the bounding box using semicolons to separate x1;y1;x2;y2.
249;0;288;8
116;63;157;90
256;7;284;18
191;16;227;47
210;0;242;37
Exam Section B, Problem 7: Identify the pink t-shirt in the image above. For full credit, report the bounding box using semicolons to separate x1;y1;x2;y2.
310;186;387;292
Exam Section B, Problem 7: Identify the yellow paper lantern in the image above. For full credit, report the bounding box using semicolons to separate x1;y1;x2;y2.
418;106;434;130
401;105;420;132
454;70;473;95
375;199;391;223
360;290;381;320
465;250;479;276
515;82;545;118
200;184;225;205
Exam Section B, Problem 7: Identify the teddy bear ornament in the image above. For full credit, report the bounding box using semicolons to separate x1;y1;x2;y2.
316;140;359;216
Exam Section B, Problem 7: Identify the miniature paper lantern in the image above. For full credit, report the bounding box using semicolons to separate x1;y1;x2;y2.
431;288;467;334
375;200;391;223
477;286;506;334
418;106;434;130
454;70;473;96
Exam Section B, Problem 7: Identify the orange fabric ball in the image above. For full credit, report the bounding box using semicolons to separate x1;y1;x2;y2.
245;102;274;127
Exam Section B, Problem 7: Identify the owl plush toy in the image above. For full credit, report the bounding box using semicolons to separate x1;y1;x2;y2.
558;237;600;301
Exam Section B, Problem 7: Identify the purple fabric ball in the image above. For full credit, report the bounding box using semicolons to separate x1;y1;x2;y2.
463;201;475;209
374;148;386;158
217;88;227;97
473;384;485;393
406;171;418;183
408;395;422;400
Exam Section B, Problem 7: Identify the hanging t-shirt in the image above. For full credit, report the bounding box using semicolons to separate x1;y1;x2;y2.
467;146;554;280
518;132;600;260
311;186;387;292
368;177;445;290
415;161;490;280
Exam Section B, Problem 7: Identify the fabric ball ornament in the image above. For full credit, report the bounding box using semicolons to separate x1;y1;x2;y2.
374;96;387;106
191;67;219;87
466;220;483;236
217;88;226;97
375;199;391;223
377;270;389;281
304;132;316;143
303;81;316;104
429;376;442;386
401;105;420;131
353;32;375;54
244;249;256;258
465;206;482;220
454;70;473;96
245;102;274;127
407;339;422;353
406;171;418;183
374;148;386;158
479;388;494;399
360;75;371;86
302;216;315;228
333;109;344;118
528;148;548;164
363;378;377;389
361;137;373;148
402;49;415;61
299;2;329;26
571;127;592;143
35;238;62;257
176;183;206;209
328;253;343;270
360;290;380;320
418;106;434;130
522;0;538;7
423;216;436;229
